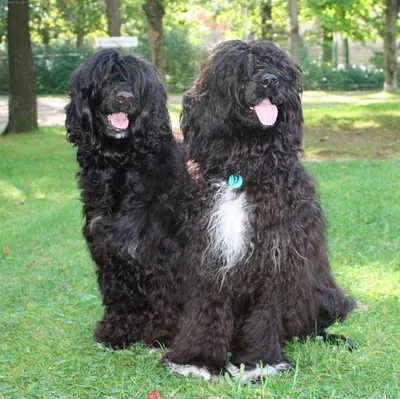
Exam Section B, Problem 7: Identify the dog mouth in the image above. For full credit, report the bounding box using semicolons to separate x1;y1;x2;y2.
103;112;130;139
249;98;278;126
107;112;129;129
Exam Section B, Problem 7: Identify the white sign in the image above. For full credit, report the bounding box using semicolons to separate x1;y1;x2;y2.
96;37;138;48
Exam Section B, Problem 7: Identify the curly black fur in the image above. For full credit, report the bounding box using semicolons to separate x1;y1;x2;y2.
66;49;186;348
164;40;355;377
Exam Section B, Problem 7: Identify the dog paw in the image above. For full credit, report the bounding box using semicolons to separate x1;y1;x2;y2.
163;359;217;381
226;359;293;384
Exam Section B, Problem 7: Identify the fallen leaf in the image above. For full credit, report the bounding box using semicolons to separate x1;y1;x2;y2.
147;391;162;399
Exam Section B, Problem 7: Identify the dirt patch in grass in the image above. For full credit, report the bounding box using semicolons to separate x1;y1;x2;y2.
302;91;400;160
303;125;400;160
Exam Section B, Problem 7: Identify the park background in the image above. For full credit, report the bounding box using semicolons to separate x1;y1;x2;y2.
0;1;399;398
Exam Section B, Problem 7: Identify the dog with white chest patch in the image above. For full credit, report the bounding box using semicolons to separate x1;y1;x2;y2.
163;40;355;382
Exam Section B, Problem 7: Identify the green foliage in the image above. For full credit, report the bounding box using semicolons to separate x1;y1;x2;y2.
302;61;388;91
303;0;385;42
33;44;94;94
0;0;397;94
164;4;208;91
165;32;207;92
28;0;107;47
204;0;289;43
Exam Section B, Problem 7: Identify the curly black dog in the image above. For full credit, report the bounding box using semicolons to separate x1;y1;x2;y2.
66;49;186;349
163;40;355;382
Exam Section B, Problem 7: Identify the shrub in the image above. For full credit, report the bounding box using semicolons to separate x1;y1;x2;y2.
302;61;390;91
0;41;398;95
33;44;94;95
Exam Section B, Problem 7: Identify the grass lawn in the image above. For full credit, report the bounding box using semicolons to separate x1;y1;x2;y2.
1;99;399;398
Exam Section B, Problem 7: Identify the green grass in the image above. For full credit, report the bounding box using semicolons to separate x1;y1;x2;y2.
1;127;399;398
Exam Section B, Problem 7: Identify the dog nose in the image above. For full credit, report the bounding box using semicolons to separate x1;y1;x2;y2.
260;74;279;88
116;91;134;104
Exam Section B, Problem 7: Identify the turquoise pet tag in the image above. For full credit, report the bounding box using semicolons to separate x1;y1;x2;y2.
228;174;243;189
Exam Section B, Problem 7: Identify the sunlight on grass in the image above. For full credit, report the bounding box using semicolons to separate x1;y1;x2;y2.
302;90;400;107
33;192;47;199
0;180;25;200
352;121;380;128
340;262;400;300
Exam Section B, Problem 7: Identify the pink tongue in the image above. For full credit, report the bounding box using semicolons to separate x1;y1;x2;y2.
254;98;278;126
107;112;129;129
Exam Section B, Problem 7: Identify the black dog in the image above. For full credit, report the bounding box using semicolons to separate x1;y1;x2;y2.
163;40;355;382
66;49;186;349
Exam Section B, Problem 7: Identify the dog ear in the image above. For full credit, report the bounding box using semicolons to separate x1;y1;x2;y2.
132;63;171;140
65;90;93;146
65;55;96;147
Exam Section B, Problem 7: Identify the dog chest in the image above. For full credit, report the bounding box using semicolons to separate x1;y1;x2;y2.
205;182;251;272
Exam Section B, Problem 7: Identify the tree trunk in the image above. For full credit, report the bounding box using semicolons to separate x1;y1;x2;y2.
3;0;38;135
42;0;50;46
261;0;273;40
322;27;333;63
42;23;50;46
76;28;84;48
76;0;85;48
143;0;166;80
289;0;300;64
383;0;399;91
344;37;350;69
107;0;121;37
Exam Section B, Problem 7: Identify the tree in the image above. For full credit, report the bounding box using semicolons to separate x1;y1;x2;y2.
107;0;121;36
57;0;107;48
289;0;300;63
143;0;166;79
383;0;399;91
31;0;51;46
30;0;67;46
261;0;273;40
3;0;38;135
322;27;333;63
303;0;383;65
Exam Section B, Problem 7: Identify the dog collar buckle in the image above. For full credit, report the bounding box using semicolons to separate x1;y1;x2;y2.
228;174;243;189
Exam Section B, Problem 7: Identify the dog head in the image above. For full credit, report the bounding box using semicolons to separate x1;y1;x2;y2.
66;49;170;153
181;40;303;149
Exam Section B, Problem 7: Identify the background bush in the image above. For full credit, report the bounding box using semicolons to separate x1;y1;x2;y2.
301;60;399;91
0;41;399;95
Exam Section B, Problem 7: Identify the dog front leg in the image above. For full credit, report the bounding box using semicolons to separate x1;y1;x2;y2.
228;307;293;383
163;295;234;380
94;300;149;349
94;263;149;349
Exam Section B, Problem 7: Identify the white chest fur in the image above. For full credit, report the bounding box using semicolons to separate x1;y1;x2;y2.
205;182;251;275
